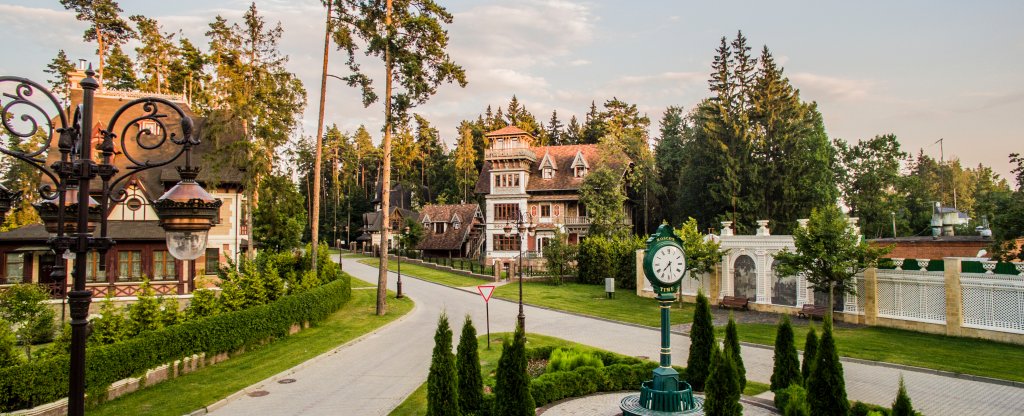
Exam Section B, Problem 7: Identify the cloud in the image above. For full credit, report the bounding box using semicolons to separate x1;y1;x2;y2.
789;72;874;101
569;59;591;66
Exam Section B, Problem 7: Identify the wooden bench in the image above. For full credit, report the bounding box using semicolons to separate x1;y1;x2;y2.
719;296;749;310
798;304;828;320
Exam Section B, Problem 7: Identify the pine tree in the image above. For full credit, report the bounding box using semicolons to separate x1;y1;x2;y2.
456;315;483;415
493;324;535;416
131;15;177;94
771;315;802;391
891;375;915;416
128;279;162;335
59;0;135;83
44;49;76;103
801;325;818;383
723;314;746;391
103;43;137;90
687;289;715;391
546;110;563;145
581;101;605;144
565;115;582;144
703;344;742;416
806;318;848;416
427;313;459;416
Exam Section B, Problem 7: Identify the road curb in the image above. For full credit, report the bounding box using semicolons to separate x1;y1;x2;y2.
184;292;419;416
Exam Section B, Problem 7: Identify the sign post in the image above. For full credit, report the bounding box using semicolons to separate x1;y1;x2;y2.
477;285;495;349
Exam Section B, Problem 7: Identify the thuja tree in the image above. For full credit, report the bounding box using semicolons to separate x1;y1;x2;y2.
770;315;802;391
493;324;535;416
891;375;915;416
806;318;848;416
723;315;746;391
686;289;715;391
427;313;459;416
128;279;162;336
703;344;742;416
456;316;483;415
801;325;818;383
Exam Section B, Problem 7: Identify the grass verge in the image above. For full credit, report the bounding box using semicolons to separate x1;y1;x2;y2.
493;282;694;327
359;258;488;287
88;276;413;416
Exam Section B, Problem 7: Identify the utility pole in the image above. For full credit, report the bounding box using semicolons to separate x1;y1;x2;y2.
934;138;958;210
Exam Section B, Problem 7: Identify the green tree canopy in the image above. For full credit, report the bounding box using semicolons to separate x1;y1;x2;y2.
60;0;135;83
253;174;307;251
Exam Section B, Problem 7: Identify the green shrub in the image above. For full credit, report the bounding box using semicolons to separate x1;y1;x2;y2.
686;290;714;391
774;384;810;416
34;324;71;361
184;288;219;320
576;236;612;285
850;401;891;416
28;307;56;345
704;345;742;416
807;318;848;416
90;295;128;345
457;316;483;415
493;325;534;416
546;348;604;373
801;325;818;383
0;274;352;412
427;313;458;416
771;315;802;391
0;320;21;368
158;297;183;328
891;375;914;416
127;279;162;336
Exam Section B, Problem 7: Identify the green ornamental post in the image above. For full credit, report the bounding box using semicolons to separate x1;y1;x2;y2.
621;223;703;415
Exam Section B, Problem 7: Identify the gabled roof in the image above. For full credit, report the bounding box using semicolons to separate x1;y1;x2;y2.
416;204;482;251
538;152;557;171
360;207;419;232
475;144;623;194
570;150;589;169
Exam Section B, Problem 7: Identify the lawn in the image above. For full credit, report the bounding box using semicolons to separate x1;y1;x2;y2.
359;258;490;288
389;332;769;415
89;276;414;416
359;261;1024;383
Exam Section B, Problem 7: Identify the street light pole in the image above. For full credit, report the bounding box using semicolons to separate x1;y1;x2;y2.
503;211;535;331
397;225;408;298
0;70;221;416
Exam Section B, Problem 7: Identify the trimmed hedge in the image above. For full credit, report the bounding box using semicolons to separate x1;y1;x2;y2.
0;275;352;412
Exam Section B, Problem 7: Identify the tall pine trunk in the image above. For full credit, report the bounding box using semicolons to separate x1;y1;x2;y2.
376;0;394;316
310;1;333;273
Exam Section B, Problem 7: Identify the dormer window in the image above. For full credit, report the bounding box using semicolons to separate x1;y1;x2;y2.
453;219;461;230
574;166;587;177
434;222;446;233
542;168;554;179
570;150;589;178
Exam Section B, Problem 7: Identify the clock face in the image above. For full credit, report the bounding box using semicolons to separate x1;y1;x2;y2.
652;244;686;285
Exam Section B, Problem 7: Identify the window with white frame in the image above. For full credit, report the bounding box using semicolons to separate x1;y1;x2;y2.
4;253;24;283
540;204;551;218
542;167;553;179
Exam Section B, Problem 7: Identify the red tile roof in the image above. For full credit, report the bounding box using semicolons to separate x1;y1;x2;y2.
417;204;482;251
484;125;531;137
475;144;625;194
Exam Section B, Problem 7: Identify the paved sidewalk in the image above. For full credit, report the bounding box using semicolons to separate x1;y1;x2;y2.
208;258;1024;416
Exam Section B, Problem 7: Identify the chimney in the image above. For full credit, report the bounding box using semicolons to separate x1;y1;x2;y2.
931;202;942;238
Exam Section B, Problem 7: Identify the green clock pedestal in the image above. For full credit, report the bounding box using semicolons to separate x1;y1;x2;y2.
620;291;703;415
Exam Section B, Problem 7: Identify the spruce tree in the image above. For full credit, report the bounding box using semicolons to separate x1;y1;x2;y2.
806;318;848;416
891;375;915;416
427;313;459;416
687;289;715;391
771;315;802;391
703;344;742;416
801;325;818;383
723;314;746;391
456;316;483;415
493;324;535;416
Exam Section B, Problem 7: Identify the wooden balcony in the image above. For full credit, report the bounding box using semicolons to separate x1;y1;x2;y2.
485;147;536;162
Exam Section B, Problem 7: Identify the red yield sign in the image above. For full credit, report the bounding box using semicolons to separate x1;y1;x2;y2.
477;285;496;302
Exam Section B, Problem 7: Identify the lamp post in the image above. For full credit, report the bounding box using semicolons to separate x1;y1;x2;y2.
0;69;221;416
344;224;350;250
396;225;409;298
503;211;535;331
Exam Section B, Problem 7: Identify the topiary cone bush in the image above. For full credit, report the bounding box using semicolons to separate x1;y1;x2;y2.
457;315;483;415
806;317;848;416
703;344;742;416
493;323;535;416
771;315;802;391
891;374;915;416
427;313;459;416
801;324;818;384
686;289;715;391
723;314;746;391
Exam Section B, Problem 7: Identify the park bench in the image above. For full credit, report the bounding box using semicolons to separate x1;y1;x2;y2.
719;296;750;310
798;304;828;320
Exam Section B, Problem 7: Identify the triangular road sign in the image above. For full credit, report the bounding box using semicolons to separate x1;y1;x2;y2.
477;285;495;302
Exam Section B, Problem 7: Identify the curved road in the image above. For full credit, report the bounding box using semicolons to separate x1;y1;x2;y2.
208;257;1023;416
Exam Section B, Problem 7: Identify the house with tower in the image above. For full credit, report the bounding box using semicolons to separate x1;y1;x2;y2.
474;125;632;270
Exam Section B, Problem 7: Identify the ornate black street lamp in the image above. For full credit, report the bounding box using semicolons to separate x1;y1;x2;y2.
0;69;221;416
503;211;536;331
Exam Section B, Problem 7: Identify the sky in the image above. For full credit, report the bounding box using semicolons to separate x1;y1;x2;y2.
0;0;1021;182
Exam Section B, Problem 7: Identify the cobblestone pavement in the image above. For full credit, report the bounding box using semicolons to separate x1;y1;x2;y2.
538;392;778;416
207;256;1024;416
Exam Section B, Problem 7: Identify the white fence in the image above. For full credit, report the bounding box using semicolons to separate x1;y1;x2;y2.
875;269;947;324
961;273;1024;334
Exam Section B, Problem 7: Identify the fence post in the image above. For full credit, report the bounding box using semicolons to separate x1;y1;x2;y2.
863;267;878;326
944;257;963;337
